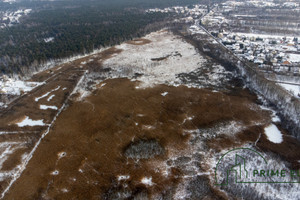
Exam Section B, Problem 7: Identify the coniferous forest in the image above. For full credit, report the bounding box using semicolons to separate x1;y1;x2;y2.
0;0;202;75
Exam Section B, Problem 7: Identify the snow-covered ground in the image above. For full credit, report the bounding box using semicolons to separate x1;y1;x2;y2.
103;30;229;89
47;94;55;101
0;9;32;28
16;116;45;127
141;177;153;186
278;83;300;98
264;124;283;143
35;86;60;102
39;105;58;110
44;37;54;43
3;0;16;3
288;54;300;63
0;78;43;96
234;32;296;40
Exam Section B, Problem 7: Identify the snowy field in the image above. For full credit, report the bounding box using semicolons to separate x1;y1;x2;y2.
278;83;300;98
0;78;43;96
0;77;44;108
103;30;214;88
234;32;298;40
0;26;298;199
288;54;300;63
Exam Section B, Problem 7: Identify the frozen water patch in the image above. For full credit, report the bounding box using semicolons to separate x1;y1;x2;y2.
264;124;283;143
16;116;45;127
40;105;58;110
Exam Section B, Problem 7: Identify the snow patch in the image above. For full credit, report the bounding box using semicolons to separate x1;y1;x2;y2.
47;94;55;101
35;92;51;102
39;105;58;110
259;105;281;123
35;86;60;102
141;177;153;186
16;116;45;127
117;175;130;181
0;78;43;96
161;92;168;96
288;54;300;63
103;30;206;88
264;124;283;143
278;83;300;97
44;37;54;43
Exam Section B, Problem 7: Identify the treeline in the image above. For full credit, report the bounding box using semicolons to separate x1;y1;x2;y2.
172;24;300;140
0;0;202;76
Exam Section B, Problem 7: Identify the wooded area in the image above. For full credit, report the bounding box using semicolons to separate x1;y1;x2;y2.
0;0;202;75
